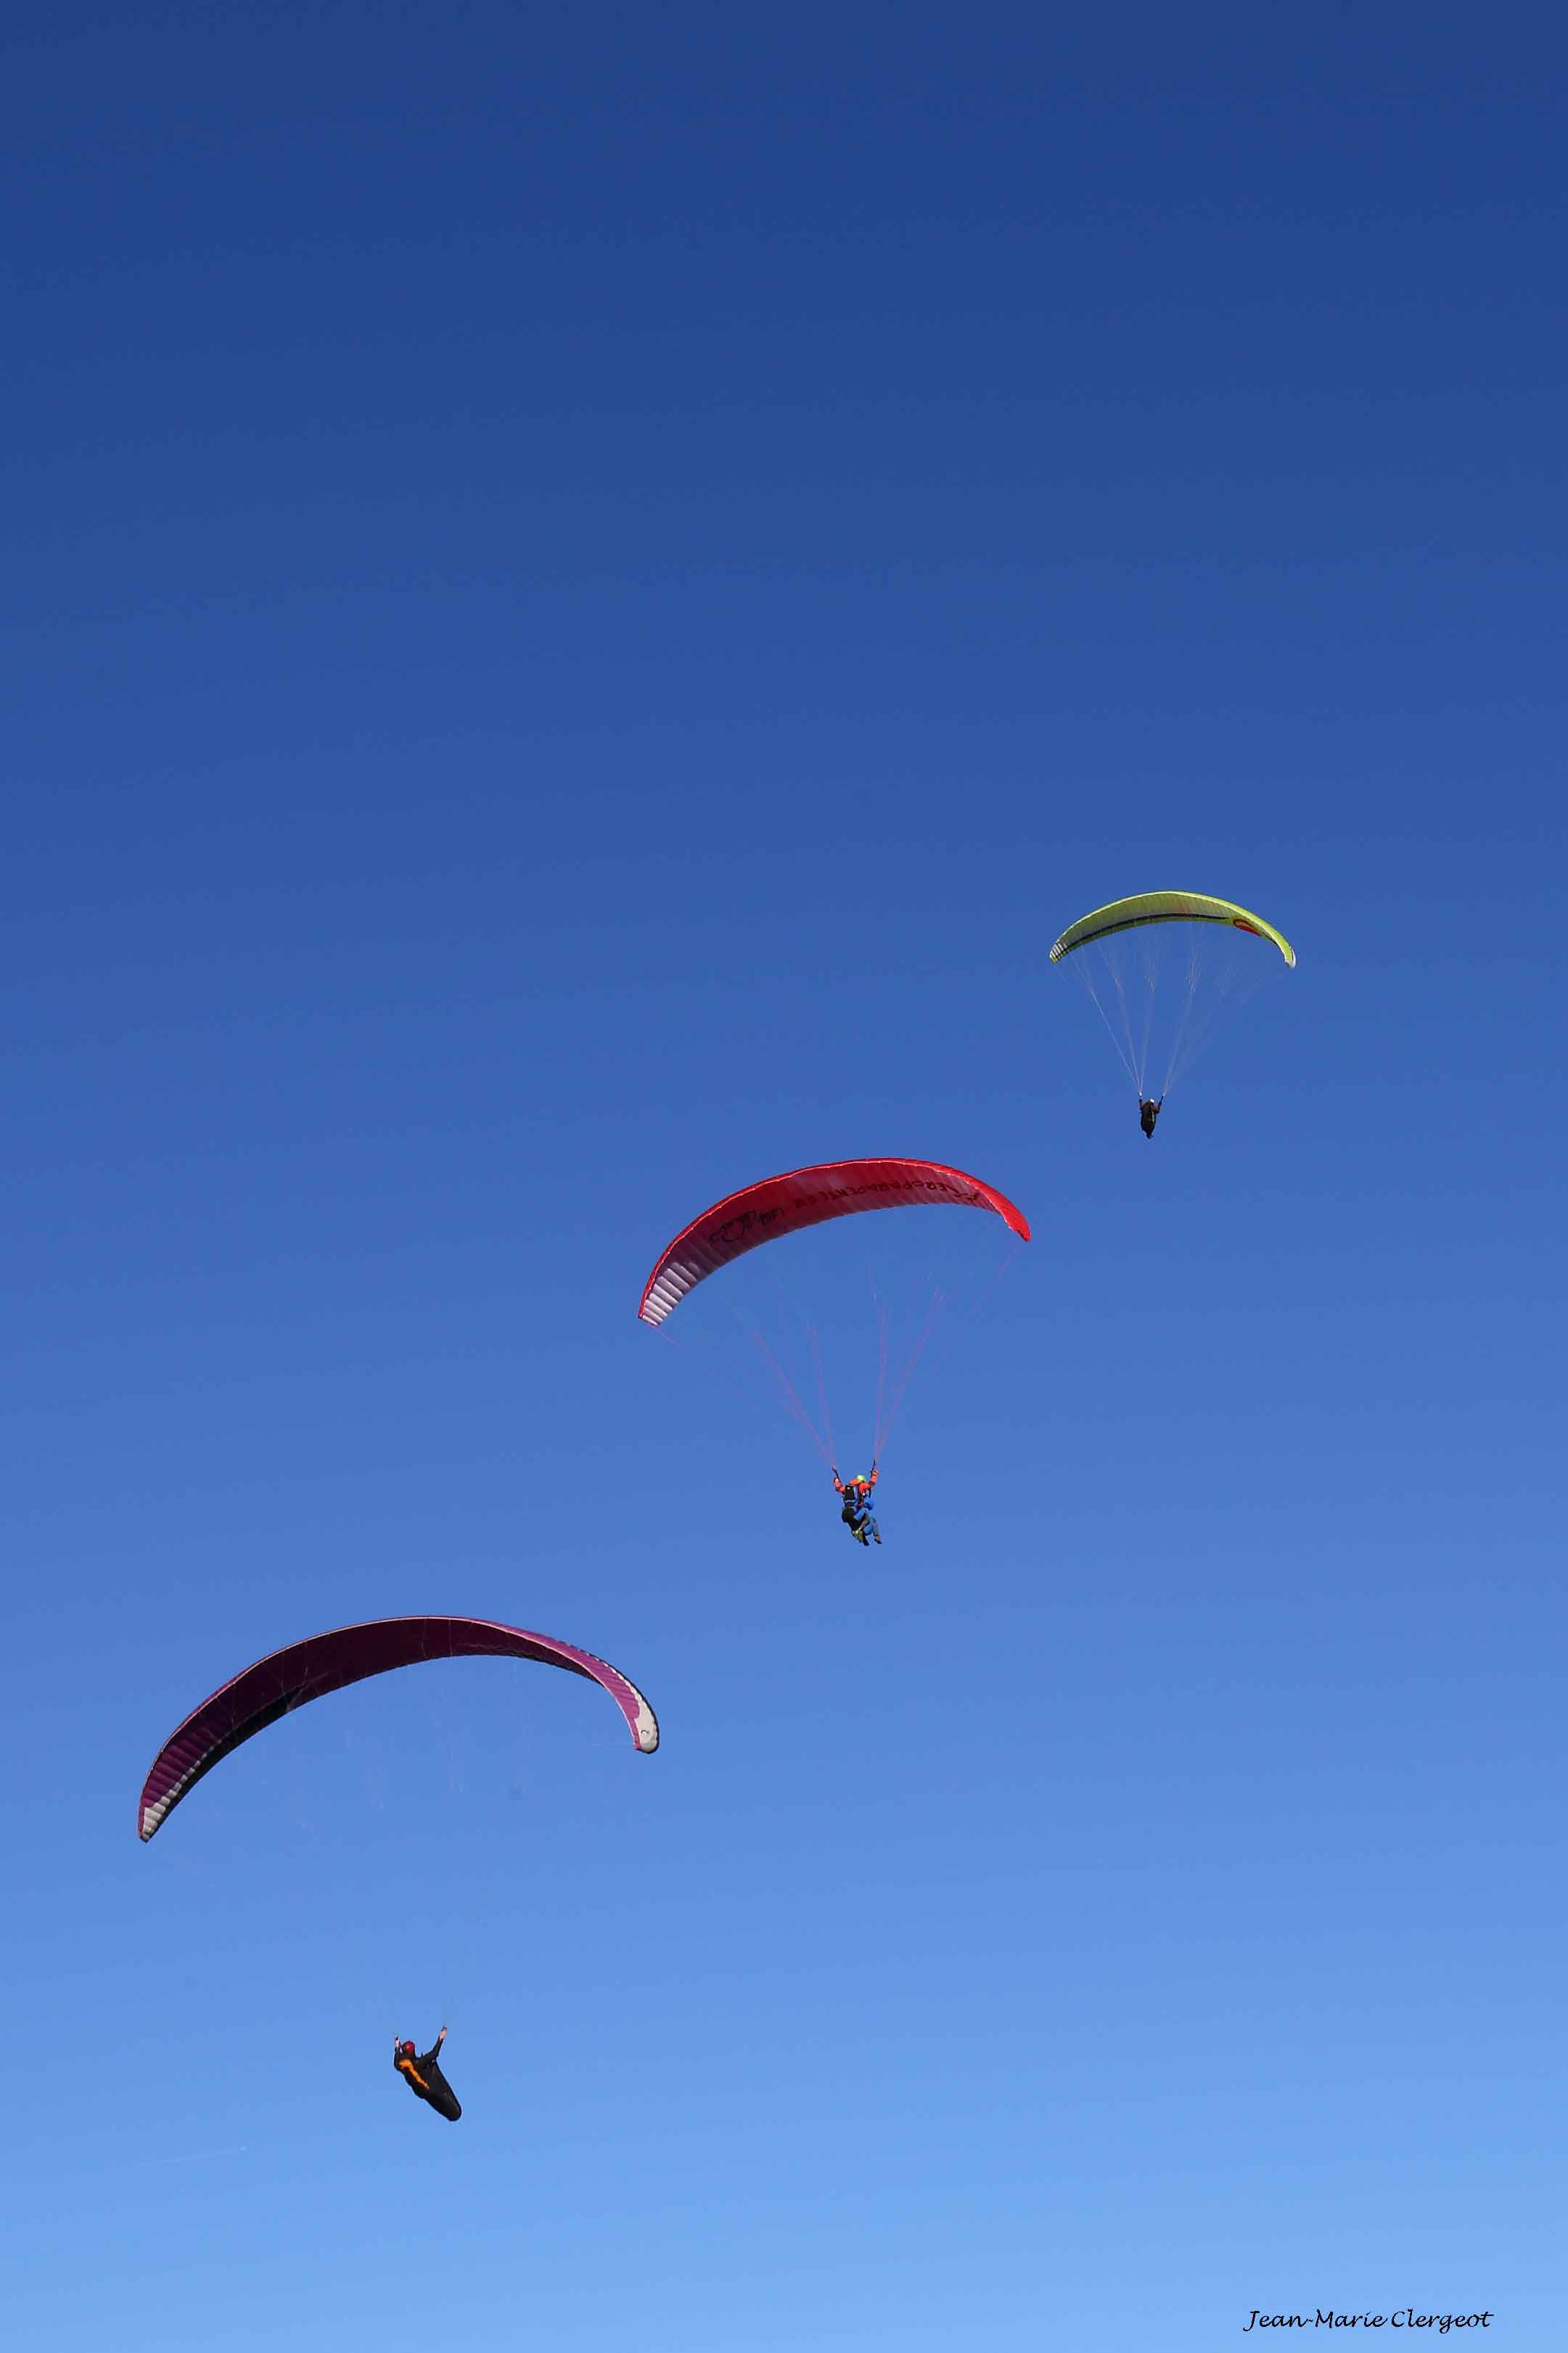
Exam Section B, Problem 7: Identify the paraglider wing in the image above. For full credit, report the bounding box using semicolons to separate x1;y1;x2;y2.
638;1157;1031;1327
1048;892;1297;967
138;1616;658;1841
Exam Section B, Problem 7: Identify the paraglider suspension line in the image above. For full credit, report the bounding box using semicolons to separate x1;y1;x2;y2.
1079;949;1147;1096
808;1320;837;1472
872;1272;947;1460
662;1326;825;1459
1158;942;1204;1096
743;1311;834;1465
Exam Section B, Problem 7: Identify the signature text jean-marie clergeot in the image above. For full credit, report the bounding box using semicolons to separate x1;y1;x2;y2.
1244;2314;1494;2335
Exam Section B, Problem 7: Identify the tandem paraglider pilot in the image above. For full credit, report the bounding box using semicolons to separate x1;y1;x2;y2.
394;2027;461;2121
832;1465;881;1545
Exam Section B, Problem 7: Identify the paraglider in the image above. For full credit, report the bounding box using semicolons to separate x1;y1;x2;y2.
394;2028;461;2123
833;1465;881;1545
137;1616;658;1842
639;1158;1030;1500
1049;891;1297;968
1051;891;1295;1126
637;1157;1030;1328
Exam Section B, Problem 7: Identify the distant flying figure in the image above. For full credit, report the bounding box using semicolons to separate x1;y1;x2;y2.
833;1465;882;1546
1139;1095;1163;1139
394;2028;461;2122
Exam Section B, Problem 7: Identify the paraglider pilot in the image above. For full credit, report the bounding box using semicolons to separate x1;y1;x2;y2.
394;2027;461;2121
832;1465;881;1545
1139;1095;1163;1138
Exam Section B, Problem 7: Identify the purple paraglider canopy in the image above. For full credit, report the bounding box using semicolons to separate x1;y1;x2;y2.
138;1615;658;1841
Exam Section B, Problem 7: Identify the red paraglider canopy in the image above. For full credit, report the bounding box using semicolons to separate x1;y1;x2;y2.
638;1156;1030;1327
138;1615;658;1841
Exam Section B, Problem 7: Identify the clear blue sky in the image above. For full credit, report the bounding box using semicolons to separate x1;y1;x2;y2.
4;6;1564;2346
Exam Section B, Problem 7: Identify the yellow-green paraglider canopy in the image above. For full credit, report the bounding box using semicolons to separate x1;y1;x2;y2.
1049;891;1297;968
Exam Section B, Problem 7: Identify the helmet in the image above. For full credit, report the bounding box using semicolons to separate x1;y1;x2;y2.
399;2039;416;2058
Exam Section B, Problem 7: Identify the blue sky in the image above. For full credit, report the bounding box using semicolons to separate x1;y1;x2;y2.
4;7;1564;2347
